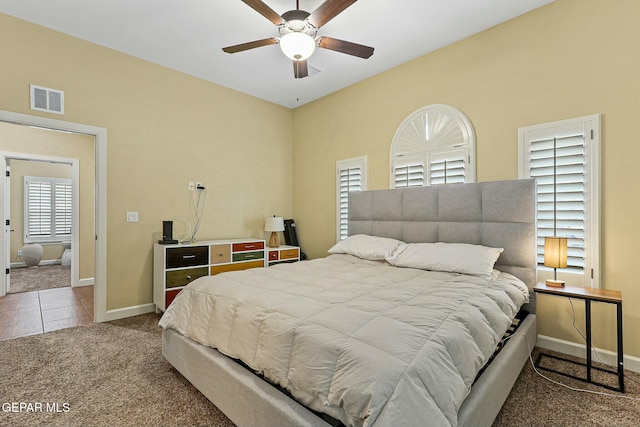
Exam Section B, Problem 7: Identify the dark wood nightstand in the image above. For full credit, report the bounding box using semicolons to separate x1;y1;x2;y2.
533;283;624;392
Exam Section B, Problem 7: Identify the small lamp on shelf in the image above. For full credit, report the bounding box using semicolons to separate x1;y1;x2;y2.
265;215;285;248
544;236;568;287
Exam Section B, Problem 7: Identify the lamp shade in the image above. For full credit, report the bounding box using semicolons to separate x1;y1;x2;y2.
279;32;316;60
544;236;568;269
265;216;285;232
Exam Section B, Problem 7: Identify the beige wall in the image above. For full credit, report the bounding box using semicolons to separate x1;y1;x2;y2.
292;0;640;358
2;124;95;280
0;13;293;310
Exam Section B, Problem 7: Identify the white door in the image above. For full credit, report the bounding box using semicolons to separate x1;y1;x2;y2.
2;163;10;295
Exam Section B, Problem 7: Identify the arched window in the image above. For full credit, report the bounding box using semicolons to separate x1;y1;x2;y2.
390;104;476;188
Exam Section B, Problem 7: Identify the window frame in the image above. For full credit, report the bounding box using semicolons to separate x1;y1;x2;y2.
518;114;601;288
23;176;73;244
336;156;368;242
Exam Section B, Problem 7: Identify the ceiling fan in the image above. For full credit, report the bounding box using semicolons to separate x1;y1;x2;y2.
222;0;374;78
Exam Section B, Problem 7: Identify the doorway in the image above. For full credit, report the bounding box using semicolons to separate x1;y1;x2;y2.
0;110;107;323
6;156;78;294
8;157;75;294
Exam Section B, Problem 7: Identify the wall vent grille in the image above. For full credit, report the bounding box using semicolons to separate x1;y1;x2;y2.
308;64;321;76
30;84;65;115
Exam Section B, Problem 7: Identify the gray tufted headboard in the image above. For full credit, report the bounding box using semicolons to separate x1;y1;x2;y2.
348;179;537;297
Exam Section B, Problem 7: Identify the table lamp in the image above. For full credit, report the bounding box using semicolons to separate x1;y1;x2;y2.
265;215;285;248
544;236;567;287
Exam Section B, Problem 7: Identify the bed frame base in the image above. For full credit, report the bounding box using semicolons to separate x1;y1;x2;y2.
162;313;536;427
162;328;331;427
458;313;537;426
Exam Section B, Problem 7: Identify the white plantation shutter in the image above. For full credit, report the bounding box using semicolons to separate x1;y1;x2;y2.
338;167;361;240
392;150;466;188
393;156;424;188
54;181;73;237
529;135;585;269
519;114;601;288
336;157;367;241
24;177;72;243
26;180;52;238
429;151;466;185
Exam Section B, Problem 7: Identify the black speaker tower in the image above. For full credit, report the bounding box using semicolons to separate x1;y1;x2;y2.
159;220;178;244
284;219;307;260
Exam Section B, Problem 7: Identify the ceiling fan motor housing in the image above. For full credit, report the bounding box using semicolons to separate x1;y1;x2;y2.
280;9;316;37
281;9;311;24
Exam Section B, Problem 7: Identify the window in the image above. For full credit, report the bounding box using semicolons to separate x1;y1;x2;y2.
336;156;367;241
390;104;475;188
518;114;601;288
24;176;72;243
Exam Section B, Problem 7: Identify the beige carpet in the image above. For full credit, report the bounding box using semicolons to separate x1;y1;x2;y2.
494;349;640;427
1;313;638;427
0;313;234;427
9;265;71;294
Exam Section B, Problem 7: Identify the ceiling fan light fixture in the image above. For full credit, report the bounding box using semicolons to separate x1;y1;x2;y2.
280;32;316;61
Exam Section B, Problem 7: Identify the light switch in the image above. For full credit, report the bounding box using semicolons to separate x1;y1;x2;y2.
126;212;139;222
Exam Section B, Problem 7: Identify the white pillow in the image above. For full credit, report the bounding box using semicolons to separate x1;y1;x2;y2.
328;234;403;261
386;242;504;278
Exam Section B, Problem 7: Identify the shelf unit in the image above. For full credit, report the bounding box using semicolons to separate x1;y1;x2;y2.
153;238;265;311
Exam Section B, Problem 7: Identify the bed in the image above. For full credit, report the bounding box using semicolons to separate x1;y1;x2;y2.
159;179;538;427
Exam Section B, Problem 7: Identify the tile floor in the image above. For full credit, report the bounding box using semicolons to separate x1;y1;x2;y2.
0;285;94;341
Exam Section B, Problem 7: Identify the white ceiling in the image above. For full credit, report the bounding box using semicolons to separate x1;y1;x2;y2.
0;0;554;109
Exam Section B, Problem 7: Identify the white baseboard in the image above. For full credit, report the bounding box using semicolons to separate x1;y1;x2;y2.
537;334;640;374
103;303;156;322
72;277;94;287
10;260;61;268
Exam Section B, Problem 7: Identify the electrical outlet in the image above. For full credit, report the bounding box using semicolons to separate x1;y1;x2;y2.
196;181;204;190
17;250;22;257
188;181;195;191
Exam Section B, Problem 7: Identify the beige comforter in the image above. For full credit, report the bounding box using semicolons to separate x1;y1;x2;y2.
159;254;529;427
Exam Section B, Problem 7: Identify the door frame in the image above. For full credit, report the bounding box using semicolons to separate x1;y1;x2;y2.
0;110;107;322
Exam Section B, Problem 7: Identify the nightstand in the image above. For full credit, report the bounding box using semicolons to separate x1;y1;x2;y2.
266;245;300;266
533;283;624;392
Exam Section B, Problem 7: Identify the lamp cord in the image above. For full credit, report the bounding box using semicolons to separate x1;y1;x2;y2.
504;333;640;400
567;297;640;386
190;188;207;242
553;136;557;233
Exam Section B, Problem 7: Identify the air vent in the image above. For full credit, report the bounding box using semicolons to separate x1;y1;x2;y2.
30;84;64;115
308;63;321;76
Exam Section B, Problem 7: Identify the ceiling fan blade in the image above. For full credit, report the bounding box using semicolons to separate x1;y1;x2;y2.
240;0;285;25
308;0;357;28
222;38;279;54
318;36;374;59
293;60;309;79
